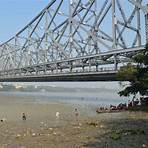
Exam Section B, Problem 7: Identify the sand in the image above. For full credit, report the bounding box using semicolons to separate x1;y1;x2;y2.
0;93;148;148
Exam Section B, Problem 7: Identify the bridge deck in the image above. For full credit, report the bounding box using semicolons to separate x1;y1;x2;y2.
0;71;117;82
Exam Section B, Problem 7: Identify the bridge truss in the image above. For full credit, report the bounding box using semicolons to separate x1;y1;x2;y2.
0;0;147;81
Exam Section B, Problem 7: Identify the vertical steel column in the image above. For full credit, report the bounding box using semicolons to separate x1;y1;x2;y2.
112;0;117;70
89;58;91;71
94;0;98;54
69;61;73;73
27;27;31;66
112;0;116;48
45;9;48;62
145;11;148;43
56;63;58;73
51;45;54;62
96;63;98;72
44;65;47;74
82;60;85;72
69;0;73;54
136;0;141;46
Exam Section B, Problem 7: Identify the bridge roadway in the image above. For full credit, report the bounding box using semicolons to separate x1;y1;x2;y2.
0;70;117;82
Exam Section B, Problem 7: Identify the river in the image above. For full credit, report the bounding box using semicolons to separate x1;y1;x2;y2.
0;82;131;108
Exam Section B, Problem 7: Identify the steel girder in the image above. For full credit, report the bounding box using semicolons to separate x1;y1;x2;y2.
0;0;147;80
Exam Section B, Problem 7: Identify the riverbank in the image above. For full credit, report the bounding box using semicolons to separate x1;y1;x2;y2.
0;94;148;148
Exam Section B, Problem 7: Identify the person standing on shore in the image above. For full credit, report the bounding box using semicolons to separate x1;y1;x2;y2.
56;111;60;120
74;108;79;123
22;113;26;121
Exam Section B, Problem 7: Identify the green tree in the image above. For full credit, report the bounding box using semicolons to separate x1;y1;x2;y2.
117;43;148;97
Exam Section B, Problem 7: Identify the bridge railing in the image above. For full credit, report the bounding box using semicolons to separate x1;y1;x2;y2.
0;65;119;79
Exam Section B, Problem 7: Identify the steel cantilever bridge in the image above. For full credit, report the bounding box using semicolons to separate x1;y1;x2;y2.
0;0;148;82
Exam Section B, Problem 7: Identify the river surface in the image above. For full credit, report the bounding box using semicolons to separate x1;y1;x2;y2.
0;82;131;108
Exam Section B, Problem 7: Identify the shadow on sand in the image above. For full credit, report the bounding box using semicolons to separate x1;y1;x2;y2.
82;118;148;148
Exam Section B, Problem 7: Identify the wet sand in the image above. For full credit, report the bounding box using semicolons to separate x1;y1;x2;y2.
0;94;148;148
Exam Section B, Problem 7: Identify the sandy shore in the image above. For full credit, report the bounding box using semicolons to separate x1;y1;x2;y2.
0;93;148;148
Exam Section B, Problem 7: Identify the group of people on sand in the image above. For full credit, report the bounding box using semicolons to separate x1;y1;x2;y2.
110;98;140;111
96;97;142;113
21;108;79;122
55;108;80;122
127;98;140;108
1;112;27;122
